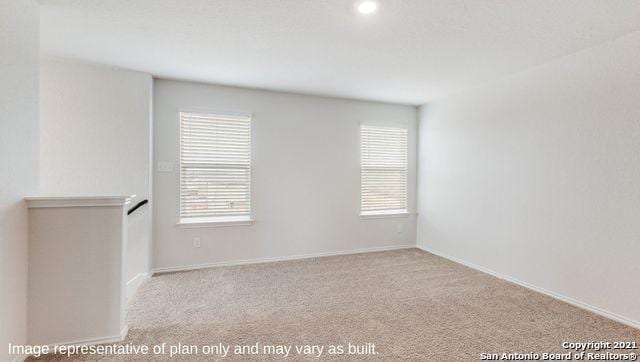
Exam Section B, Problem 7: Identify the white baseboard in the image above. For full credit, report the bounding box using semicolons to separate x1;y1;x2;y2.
18;326;129;360
417;245;640;330
11;353;28;362
48;325;129;349
126;272;149;299
152;244;415;274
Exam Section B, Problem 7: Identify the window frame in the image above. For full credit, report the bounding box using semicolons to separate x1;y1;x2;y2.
176;109;254;227
359;125;409;218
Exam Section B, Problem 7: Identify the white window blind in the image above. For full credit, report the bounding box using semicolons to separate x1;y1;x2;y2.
180;112;251;223
360;125;408;215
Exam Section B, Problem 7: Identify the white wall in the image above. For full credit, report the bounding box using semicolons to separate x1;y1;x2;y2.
0;0;39;360
418;31;640;326
39;59;153;292
27;200;129;346
154;80;417;270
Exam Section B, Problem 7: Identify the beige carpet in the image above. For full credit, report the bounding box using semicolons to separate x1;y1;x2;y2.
32;248;639;361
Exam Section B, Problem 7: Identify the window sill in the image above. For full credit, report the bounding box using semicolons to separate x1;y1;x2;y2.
177;216;254;228
360;209;410;219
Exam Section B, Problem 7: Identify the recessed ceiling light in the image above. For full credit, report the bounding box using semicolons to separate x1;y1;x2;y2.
355;1;378;15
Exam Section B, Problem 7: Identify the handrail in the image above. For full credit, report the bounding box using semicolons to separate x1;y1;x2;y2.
127;199;148;215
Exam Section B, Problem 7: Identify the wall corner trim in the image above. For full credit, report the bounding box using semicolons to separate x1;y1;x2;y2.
417;245;640;330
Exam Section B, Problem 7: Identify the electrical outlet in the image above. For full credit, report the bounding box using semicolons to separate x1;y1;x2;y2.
193;237;201;248
396;224;404;234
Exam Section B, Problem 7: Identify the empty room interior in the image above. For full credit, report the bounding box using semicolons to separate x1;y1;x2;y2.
2;0;640;360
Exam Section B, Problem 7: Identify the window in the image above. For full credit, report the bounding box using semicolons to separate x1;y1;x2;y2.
179;111;251;225
360;125;408;216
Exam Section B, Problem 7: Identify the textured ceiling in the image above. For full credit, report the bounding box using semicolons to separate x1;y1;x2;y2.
40;0;640;105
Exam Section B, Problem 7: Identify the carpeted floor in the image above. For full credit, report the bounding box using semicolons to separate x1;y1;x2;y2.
32;248;639;361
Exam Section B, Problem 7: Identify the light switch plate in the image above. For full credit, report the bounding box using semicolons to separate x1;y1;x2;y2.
157;161;174;172
396;224;404;234
193;237;201;248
